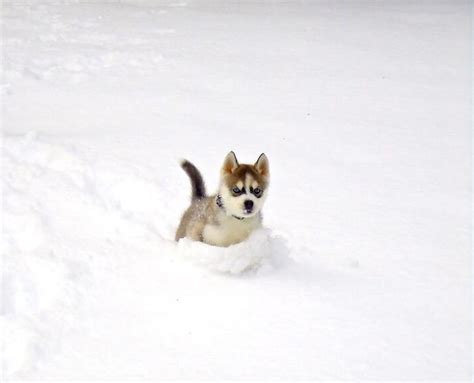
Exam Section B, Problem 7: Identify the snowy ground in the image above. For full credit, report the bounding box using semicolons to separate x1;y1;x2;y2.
1;1;472;381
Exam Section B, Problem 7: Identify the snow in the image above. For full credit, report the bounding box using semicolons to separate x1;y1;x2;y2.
1;0;471;380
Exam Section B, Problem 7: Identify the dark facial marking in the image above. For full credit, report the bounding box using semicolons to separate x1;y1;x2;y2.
249;186;263;198
232;186;247;196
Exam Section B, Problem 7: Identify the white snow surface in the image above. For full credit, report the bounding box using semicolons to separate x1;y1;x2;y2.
1;1;471;380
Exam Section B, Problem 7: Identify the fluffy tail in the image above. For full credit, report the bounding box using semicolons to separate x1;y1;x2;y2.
181;160;206;200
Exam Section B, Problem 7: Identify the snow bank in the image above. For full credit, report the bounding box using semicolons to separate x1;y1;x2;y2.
176;228;290;274
1;131;293;376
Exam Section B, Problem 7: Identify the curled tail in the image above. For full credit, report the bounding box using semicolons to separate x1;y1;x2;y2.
181;160;206;200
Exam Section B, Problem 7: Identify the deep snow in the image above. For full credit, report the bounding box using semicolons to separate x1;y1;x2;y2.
1;0;472;381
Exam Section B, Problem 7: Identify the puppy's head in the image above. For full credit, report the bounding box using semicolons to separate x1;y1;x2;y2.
218;151;270;219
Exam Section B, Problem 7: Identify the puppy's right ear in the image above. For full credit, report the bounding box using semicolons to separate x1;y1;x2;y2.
222;151;239;175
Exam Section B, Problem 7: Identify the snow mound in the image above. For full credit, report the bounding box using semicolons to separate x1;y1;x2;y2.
175;228;290;274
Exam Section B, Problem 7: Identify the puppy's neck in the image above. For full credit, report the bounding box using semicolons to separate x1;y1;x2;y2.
215;194;246;221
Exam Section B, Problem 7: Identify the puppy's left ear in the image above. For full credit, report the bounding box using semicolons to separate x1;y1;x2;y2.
254;153;270;177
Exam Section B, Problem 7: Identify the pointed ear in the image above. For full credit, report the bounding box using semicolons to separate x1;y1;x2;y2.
254;153;269;177
222;151;239;175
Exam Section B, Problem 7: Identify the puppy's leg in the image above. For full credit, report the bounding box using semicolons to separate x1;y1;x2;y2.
175;217;187;241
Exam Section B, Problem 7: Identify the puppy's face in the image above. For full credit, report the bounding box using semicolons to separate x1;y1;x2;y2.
219;152;270;219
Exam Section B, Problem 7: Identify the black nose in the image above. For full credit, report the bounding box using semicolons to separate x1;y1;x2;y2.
244;200;254;210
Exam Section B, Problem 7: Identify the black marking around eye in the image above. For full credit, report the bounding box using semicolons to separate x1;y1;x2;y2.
249;186;263;198
232;186;242;196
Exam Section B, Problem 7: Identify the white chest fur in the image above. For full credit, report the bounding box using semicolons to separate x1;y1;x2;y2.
202;214;261;247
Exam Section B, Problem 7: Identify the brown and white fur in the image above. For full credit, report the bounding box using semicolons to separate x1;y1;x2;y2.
175;152;270;247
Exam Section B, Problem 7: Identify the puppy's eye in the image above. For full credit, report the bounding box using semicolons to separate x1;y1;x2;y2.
232;187;241;194
253;187;262;195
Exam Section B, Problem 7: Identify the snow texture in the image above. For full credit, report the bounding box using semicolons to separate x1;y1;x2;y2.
1;0;471;381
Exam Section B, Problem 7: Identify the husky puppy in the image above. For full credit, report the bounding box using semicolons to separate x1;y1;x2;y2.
175;152;270;247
